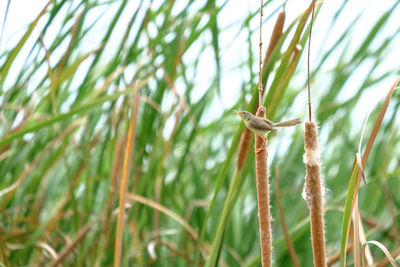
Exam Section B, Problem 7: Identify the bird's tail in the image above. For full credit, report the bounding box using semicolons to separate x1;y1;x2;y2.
273;118;302;127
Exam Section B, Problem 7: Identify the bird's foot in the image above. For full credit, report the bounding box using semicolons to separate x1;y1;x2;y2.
255;138;267;154
255;146;265;154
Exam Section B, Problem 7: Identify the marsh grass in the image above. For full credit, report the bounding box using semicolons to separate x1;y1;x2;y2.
0;1;400;266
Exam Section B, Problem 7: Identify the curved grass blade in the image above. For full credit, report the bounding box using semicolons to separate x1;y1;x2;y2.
339;77;400;266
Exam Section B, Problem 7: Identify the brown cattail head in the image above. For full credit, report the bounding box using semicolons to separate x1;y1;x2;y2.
237;128;252;170
263;11;286;71
254;106;272;267
303;121;326;267
303;121;320;167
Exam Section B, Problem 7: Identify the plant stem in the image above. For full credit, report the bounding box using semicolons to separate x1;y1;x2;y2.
307;0;316;121
114;88;140;267
258;0;264;107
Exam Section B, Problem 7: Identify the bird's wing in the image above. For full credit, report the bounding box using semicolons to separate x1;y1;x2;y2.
249;117;274;131
263;118;274;125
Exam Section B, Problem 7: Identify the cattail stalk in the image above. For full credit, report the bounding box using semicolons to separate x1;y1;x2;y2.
257;0;264;108
303;121;326;267
237;10;285;170
255;106;272;267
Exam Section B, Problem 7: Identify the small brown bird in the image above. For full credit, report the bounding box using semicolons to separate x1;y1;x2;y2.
235;110;301;152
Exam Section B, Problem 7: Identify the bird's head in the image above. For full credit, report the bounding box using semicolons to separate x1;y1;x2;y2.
235;110;253;122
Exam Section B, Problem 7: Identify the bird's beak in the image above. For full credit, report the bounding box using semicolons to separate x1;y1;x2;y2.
234;110;242;115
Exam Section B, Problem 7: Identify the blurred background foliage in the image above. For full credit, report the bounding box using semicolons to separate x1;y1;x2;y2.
0;0;400;266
